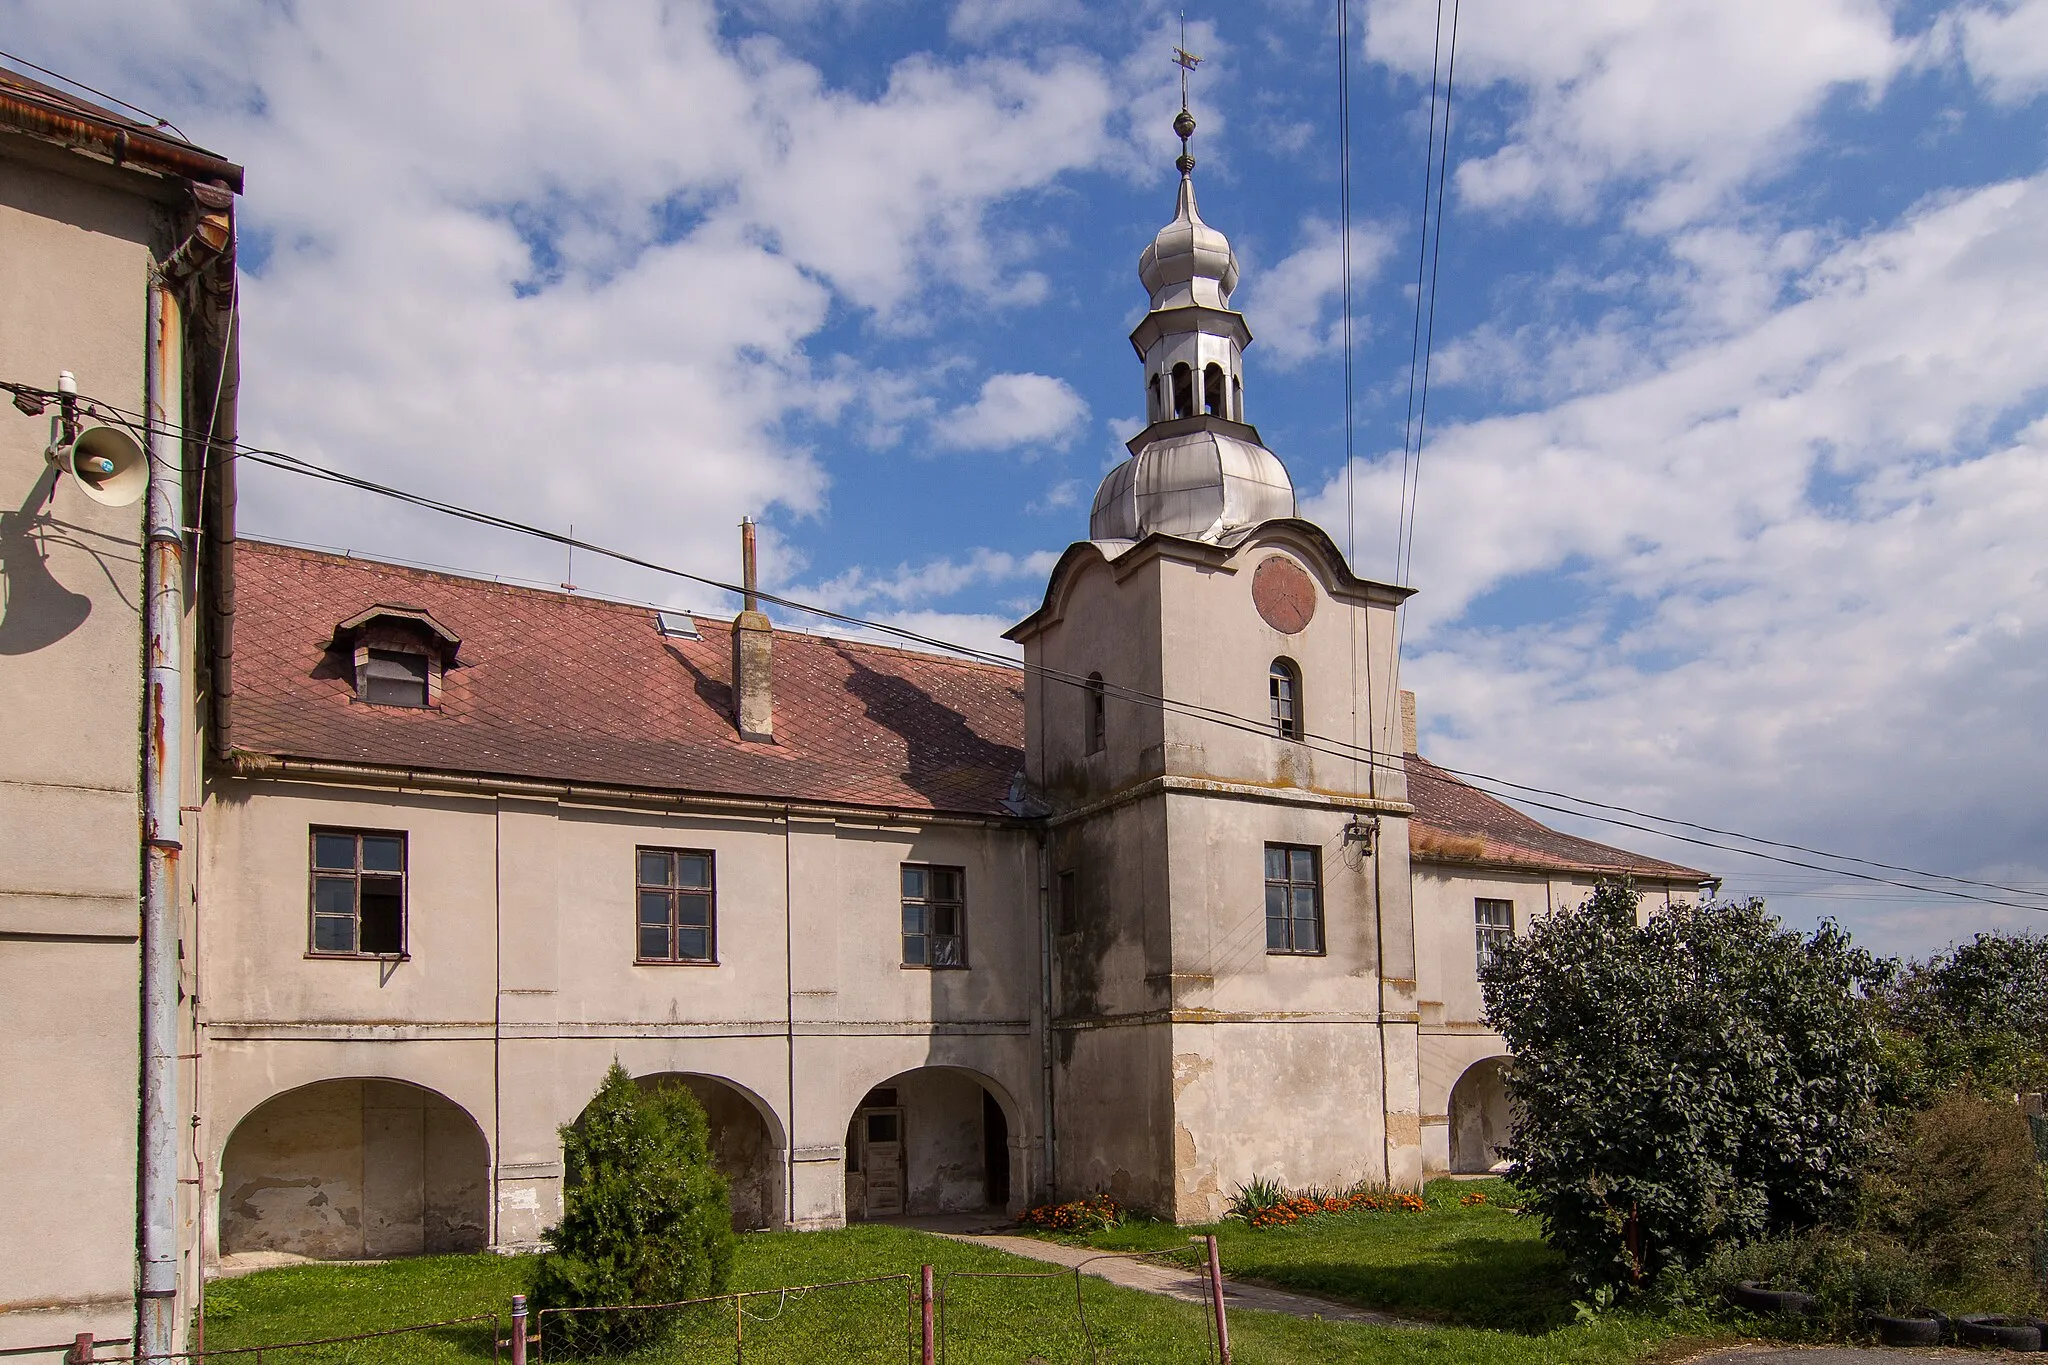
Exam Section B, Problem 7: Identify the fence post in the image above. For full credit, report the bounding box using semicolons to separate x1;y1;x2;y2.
65;1334;94;1364
920;1264;936;1365
1204;1234;1231;1365
510;1293;528;1365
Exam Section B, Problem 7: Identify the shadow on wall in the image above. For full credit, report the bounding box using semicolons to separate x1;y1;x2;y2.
833;648;1023;811
0;468;97;655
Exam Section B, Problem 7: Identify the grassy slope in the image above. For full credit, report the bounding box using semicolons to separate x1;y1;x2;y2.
203;1204;1688;1362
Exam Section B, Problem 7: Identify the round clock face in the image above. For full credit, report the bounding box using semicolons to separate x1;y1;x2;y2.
1252;556;1316;634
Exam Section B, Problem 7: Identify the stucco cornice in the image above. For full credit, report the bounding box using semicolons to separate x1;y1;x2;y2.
219;751;1032;831
1045;771;1412;828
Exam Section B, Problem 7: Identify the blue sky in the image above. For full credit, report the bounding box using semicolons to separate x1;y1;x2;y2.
11;0;2048;956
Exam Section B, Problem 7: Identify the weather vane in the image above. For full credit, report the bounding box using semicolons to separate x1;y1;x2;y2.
1173;12;1203;175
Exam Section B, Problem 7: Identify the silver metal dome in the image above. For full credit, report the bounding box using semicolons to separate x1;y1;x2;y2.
1137;176;1238;311
1090;421;1296;543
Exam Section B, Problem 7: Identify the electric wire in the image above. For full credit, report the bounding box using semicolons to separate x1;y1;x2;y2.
1394;0;1447;587
1399;0;1460;593
0;47;190;138
11;375;2046;916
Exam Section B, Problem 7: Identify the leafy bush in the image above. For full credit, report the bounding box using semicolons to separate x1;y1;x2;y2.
1481;881;1887;1290
1017;1194;1123;1234
1226;1176;1288;1222
531;1063;734;1354
1856;1088;2046;1304
1879;932;2048;1100
1694;1231;1930;1334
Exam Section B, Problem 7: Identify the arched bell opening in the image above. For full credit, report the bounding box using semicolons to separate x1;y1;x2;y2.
1204;363;1226;417
1171;362;1194;419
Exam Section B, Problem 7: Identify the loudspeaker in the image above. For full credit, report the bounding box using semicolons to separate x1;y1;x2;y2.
48;424;147;507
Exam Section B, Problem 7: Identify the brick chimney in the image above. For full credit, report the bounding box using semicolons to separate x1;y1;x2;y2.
1400;689;1417;756
732;517;773;743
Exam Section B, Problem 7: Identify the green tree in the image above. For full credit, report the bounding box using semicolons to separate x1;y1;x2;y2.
532;1063;734;1353
1480;881;1887;1289
1880;932;2048;1101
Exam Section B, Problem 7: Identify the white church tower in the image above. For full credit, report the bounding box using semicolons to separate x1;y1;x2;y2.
1007;95;1425;1217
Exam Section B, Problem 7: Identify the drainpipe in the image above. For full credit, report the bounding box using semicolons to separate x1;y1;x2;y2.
137;274;186;1360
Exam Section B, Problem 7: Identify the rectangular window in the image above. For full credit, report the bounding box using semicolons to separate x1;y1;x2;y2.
1264;844;1323;955
1475;898;1515;970
309;828;407;956
902;863;966;968
361;648;430;707
636;848;716;963
1056;869;1079;934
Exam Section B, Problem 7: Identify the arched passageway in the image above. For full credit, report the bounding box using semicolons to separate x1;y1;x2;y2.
219;1079;489;1258
1449;1057;1513;1174
844;1067;1016;1221
633;1073;785;1231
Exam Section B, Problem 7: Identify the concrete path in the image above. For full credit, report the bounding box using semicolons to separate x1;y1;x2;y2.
939;1233;1422;1328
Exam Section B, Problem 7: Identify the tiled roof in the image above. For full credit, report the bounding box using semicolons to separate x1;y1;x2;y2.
1406;753;1710;882
227;542;1715;872
228;542;1026;817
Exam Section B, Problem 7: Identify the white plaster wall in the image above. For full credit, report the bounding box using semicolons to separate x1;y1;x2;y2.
0;143;177;1351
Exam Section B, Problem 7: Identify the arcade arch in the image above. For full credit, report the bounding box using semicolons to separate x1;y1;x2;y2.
630;1073;786;1231
844;1067;1019;1222
1448;1056;1513;1175
219;1078;489;1259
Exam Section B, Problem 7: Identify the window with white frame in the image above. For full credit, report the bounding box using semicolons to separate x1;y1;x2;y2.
1475;898;1515;970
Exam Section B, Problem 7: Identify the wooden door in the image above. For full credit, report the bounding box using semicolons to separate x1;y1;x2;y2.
860;1108;905;1218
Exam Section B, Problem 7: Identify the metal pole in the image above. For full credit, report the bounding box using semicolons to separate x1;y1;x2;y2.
66;1333;95;1364
137;275;186;1363
1204;1234;1231;1364
919;1265;935;1365
509;1295;527;1365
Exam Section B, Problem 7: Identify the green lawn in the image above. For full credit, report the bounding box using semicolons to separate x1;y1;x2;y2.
1065;1178;1581;1333
200;1208;1702;1363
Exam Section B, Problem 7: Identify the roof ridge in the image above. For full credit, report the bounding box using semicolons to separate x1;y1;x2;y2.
241;538;1026;679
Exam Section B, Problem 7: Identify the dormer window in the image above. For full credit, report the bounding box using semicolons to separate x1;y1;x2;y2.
332;604;460;710
362;649;429;707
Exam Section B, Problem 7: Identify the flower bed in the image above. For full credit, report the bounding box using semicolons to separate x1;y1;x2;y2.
1018;1194;1124;1234
1245;1189;1428;1230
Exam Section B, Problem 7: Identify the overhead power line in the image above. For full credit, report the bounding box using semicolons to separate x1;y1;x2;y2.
12;374;2047;918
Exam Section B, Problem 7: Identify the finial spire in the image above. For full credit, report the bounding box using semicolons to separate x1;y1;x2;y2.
1172;13;1203;178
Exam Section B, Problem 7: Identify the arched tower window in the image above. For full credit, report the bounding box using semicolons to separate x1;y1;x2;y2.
1204;363;1225;416
1269;658;1301;739
1086;673;1106;754
1148;373;1162;422
1171;363;1193;420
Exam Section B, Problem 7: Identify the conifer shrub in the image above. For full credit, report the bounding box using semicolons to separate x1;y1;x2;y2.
531;1063;734;1354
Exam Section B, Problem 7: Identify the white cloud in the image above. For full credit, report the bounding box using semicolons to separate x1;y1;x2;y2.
1364;0;1911;228
810;547;1061;610
3;0;1123;604
1954;0;2048;103
1242;216;1397;366
930;372;1089;451
1304;172;2048;943
948;0;1084;45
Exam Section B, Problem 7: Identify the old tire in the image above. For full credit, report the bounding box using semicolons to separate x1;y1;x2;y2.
1867;1311;1944;1348
1725;1281;1819;1317
1954;1314;2041;1350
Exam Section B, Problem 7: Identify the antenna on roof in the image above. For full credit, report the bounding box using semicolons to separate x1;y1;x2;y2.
561;523;576;592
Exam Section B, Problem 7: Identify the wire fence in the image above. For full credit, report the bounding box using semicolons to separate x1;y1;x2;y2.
42;1239;1234;1365
937;1244;1223;1365
534;1274;917;1362
39;1314;502;1364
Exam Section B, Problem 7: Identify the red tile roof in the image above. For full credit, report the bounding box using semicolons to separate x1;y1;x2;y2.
228;542;1027;817
227;541;1713;876
1406;753;1709;882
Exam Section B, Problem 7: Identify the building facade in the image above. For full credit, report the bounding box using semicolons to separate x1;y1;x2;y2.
2;83;1707;1350
0;70;240;1353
